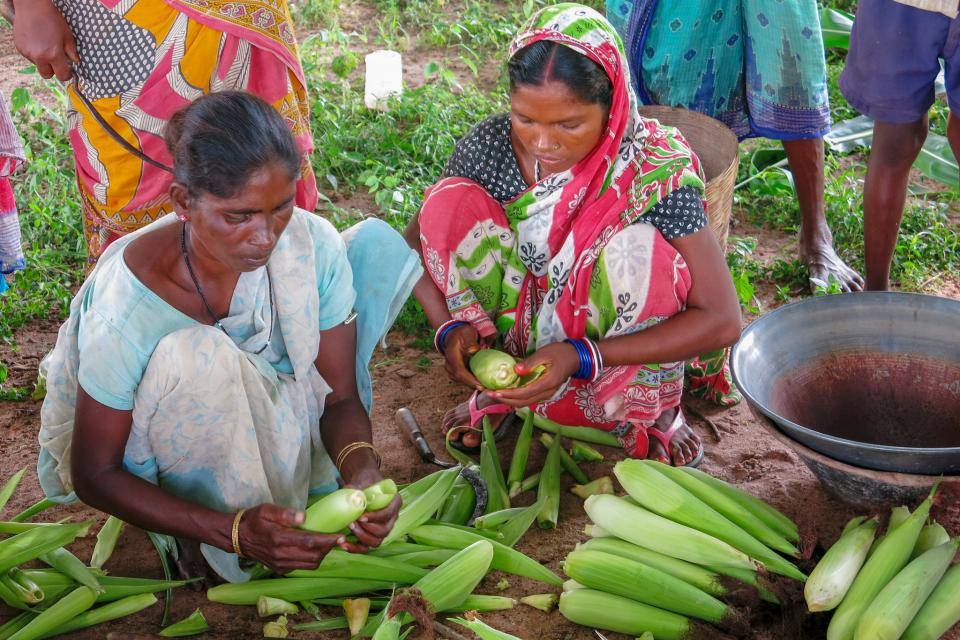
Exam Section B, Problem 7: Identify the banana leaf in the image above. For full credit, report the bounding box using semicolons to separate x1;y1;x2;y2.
819;8;854;50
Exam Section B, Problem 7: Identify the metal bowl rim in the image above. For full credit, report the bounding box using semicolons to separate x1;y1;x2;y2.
730;291;960;457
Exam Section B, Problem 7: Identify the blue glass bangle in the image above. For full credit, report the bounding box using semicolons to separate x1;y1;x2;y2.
436;320;469;355
565;338;593;380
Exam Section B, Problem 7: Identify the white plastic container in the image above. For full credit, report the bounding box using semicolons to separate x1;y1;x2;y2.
364;50;403;110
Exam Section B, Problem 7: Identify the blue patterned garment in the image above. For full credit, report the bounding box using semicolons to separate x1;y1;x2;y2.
607;0;831;141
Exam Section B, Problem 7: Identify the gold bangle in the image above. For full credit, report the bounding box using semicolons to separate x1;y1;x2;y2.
231;508;247;558
335;441;381;472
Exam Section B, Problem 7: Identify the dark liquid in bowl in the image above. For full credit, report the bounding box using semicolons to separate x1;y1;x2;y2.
769;351;960;448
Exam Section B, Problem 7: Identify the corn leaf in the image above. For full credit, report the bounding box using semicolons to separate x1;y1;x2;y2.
0;469;26;516
819;8;853;50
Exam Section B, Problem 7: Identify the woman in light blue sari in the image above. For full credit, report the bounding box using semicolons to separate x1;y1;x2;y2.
38;92;421;581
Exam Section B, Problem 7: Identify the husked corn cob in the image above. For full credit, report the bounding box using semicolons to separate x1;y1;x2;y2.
826;482;939;640
363;479;399;512
301;488;366;533
804;517;878;612
584;494;756;572
854;538;959;640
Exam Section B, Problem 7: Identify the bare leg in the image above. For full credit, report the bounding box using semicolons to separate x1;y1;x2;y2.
863;119;927;290
782;138;864;292
441;392;510;449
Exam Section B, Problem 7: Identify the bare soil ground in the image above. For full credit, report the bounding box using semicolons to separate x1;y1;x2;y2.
2;18;959;640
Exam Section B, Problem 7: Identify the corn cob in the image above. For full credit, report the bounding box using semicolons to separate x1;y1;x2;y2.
436;472;477;526
569;442;604;464
507;411;535;497
0;470;25;515
804;517;878;612
474;507;528;530
38;593;158;638
91;516;124;569
559;588;728;640
911;522;950;560
539;434;588;484
38;547;103;593
855;538;959;640
651;463;796;556
470;349;520;389
563;548;741;629
679;467;799;543
0;522;92;575
207;578;394;605
537;432;562;529
364;479;399;512
257;596;298;617
8;586;97;640
302;488;367;533
383;465;461;546
388;549;457;568
826;482;939;640
584;494;756;572
901;562;960;640
448;615;521;640
518;409;620;447
159;608;208;637
409;524;563;585
616;461;804;580
519;594;558;612
288;548;428;583
481;418;511;513
580;538;728;598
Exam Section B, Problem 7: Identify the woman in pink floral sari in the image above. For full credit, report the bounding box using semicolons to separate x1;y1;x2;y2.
405;4;741;466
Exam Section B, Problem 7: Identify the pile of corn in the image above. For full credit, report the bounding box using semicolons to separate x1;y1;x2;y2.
207;465;563;638
558;458;804;640
0;469;193;639
804;482;959;640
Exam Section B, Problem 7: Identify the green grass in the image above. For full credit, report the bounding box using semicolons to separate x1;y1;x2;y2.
2;0;957;392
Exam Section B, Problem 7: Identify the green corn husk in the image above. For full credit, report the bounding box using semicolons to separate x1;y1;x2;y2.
364;479;399;512
293;616;349;632
0;469;26;516
570;476;614;500
639;633;655;640
569;442;604;464
539;434;588;485
38;547;103;593
700;563;779;604
473;507;528;530
207;578;394;605
841;517;868;537
23;571;193;604
11;500;57;524
159;608;209;637
344;597;371;637
826;481;939;640
409;524;563;586
288;548;428;583
0;523;65;536
8;586;97;640
888;505;911;532
0;522;93;576
902;562;960;640
383;465;462;546
512;472;540;498
519;409;620;447
368;543;436;558
584;494;756;572
498;498;544;548
469;349;520;389
263;614;289;638
436;473;477;526
854;538;960;640
581;538;728;599
388;549;457;568
650;463;797;557
424;520;503;541
563;548;741;629
38;593;158;638
507;412;535;496
617;461;805;580
563;579;585;591
302;488;367;533
447;594;517;613
448;616;521;640
0;612;36;640
481;418;511;514
310;598;388;610
257;596;298;617
583;524;612;538
90;516;124;569
8;570;43;605
559;589;728;640
519;594;558;613
1;571;42;605
371;615;402;640
911;522;950;560
536;433;562;529
679;467;799;543
804;517;878;612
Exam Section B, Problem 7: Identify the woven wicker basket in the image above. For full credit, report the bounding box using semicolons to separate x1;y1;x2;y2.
638;105;739;249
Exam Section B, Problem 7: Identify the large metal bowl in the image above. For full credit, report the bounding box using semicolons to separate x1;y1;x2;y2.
731;292;960;475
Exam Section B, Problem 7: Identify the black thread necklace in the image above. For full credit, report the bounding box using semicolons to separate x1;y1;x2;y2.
180;223;276;355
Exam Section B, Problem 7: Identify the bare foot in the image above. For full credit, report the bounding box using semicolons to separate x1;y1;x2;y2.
800;229;864;292
647;407;702;466
441;392;510;449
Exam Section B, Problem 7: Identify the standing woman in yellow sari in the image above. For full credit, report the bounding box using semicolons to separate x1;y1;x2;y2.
7;0;318;265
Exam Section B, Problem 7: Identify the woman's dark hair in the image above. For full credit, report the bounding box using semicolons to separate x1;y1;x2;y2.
508;40;612;110
164;91;301;198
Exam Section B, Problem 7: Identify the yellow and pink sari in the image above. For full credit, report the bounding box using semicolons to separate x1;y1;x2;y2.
58;0;317;263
